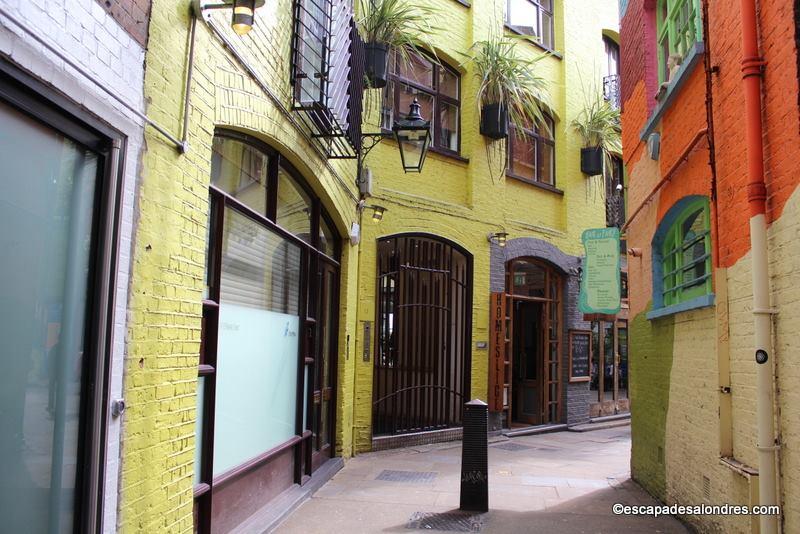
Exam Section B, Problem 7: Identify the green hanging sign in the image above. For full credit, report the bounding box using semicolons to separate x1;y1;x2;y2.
579;227;621;315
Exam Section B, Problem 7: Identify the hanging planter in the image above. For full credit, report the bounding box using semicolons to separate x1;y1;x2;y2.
364;42;390;88
480;103;508;139
461;36;549;142
580;146;604;176
356;0;439;89
571;95;621;177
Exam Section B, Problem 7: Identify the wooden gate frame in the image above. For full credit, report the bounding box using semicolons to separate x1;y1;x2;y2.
489;259;563;427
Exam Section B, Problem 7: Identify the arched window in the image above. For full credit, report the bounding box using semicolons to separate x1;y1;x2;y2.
195;131;342;531
651;196;713;316
381;50;461;155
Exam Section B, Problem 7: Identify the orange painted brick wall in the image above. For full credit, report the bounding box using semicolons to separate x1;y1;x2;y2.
705;0;800;268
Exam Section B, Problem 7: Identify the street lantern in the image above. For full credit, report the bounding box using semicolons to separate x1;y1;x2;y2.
392;98;432;173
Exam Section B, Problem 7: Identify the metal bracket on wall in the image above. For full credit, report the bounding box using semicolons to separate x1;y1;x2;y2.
356;132;392;189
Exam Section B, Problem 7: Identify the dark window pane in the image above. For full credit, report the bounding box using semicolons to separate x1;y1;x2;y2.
319;217;336;258
396;52;433;88
398;84;434;124
539;141;554;185
439;68;458;99
439;102;459;152
510;130;536;180
381;79;395;130
681;208;703;238
211;137;269;215
512;261;546;298
296;0;327;104
276;167;312;244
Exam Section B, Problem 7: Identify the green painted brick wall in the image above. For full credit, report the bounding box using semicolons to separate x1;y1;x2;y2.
629;304;675;501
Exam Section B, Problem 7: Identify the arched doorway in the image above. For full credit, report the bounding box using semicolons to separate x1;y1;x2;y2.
373;234;473;436
504;258;563;427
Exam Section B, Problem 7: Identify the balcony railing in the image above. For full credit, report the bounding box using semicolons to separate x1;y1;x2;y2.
603;74;620;109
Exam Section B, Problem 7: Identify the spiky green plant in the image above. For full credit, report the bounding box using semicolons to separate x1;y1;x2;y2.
355;0;438;66
461;35;550;136
571;94;622;176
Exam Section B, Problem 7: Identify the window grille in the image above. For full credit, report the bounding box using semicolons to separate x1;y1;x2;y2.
291;0;362;158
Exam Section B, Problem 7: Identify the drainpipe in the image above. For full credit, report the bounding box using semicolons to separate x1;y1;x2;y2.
739;1;779;532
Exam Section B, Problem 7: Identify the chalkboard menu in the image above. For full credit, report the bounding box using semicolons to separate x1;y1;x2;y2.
569;330;592;382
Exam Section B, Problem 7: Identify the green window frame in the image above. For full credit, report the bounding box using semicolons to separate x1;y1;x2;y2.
660;197;711;307
656;0;703;83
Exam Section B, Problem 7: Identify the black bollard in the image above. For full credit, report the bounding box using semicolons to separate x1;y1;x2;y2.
459;399;488;512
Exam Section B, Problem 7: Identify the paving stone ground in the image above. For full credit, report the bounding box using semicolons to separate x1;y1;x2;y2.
275;426;688;533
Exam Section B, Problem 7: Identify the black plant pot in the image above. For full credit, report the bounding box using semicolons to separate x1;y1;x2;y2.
364;42;389;89
480;103;508;139
581;146;604;176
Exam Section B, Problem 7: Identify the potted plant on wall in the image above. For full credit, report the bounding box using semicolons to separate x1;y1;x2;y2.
356;0;438;89
571;95;621;176
462;36;550;140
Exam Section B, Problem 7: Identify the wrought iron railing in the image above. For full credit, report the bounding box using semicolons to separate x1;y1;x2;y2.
290;0;362;159
603;74;621;109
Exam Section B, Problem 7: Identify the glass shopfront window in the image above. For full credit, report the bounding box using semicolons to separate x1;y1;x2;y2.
195;131;341;533
0;71;118;533
213;209;302;475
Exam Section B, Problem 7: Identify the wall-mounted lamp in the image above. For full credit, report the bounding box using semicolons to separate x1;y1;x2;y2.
487;231;509;247
371;205;386;222
193;0;265;35
357;200;387;223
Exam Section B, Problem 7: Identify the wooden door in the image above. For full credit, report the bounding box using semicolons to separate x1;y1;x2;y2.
514;301;543;425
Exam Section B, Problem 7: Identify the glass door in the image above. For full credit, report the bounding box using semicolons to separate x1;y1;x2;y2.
0;96;105;533
310;259;337;469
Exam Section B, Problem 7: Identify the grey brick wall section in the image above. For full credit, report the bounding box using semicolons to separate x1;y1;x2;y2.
490;237;592;426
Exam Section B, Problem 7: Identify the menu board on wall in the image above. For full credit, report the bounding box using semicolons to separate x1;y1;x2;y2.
579;227;621;315
569;330;592;383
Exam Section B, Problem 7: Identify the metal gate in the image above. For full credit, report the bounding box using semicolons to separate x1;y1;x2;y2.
373;234;472;436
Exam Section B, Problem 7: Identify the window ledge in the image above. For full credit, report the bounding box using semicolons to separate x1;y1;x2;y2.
429;146;470;164
646;293;715;320
720;457;758;479
639;41;705;141
378;130;469;164
506;172;564;195
503;24;563;59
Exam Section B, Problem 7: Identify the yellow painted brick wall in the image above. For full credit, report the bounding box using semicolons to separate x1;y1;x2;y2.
666;307;750;533
120;0;361;531
725;186;800;532
351;0;620;452
121;0;623;529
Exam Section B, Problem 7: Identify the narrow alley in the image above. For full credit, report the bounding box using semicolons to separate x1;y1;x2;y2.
275;426;687;533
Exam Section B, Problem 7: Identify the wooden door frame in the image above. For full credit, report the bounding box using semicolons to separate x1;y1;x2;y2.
503;258;564;427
